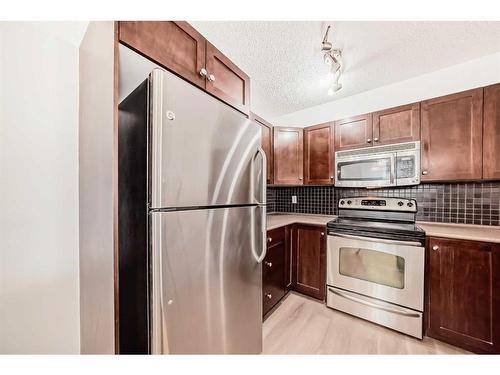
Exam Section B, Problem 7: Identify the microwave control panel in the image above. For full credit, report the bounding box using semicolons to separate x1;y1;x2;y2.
396;156;415;178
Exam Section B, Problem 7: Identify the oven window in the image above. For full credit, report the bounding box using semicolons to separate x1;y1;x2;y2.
339;247;405;289
338;158;392;181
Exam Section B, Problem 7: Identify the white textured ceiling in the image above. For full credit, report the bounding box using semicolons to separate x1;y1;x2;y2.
190;21;500;119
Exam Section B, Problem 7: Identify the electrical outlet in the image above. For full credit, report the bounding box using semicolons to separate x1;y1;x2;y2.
292;195;297;204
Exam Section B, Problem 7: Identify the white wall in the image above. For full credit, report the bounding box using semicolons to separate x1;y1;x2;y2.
273;52;500;127
0;23;82;353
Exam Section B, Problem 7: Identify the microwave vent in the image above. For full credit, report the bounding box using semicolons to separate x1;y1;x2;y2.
336;141;419;158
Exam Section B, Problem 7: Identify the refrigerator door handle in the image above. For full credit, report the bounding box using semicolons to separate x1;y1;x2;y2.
252;147;267;205
250;147;267;263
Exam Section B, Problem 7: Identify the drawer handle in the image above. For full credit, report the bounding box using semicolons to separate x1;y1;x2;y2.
328;288;420;318
264;261;273;268
265;293;272;299
267;237;272;243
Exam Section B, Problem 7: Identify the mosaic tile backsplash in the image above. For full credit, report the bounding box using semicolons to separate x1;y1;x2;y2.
267;182;500;226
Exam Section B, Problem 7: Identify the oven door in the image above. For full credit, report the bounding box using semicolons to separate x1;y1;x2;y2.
327;234;424;311
335;153;396;188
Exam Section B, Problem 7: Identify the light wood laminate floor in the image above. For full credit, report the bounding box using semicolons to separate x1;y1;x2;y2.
263;293;470;354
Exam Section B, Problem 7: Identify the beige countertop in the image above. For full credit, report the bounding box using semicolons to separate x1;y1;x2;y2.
267;213;335;231
267;213;500;243
417;221;500;244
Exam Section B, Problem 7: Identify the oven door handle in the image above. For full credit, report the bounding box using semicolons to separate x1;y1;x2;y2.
328;288;421;318
331;233;422;247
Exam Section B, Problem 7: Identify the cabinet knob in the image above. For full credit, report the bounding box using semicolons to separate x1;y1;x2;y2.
367;138;372;143
321;232;325;236
299;177;303;180
267;237;272;243
199;68;207;77
208;74;216;82
330;176;334;179
265;293;272;299
432;245;439;251
264;261;273;268
422;170;428;175
373;137;379;142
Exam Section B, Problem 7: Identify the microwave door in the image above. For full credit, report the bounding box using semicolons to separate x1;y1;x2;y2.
336;153;396;188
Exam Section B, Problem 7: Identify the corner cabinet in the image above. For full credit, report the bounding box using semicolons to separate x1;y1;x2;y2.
426;237;500;354
483;83;500;179
251;113;273;184
273;127;304;185
420;88;483;181
118;21;250;115
304;122;335;185
291;224;326;301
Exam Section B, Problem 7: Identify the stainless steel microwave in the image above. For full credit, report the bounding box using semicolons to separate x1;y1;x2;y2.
334;141;420;188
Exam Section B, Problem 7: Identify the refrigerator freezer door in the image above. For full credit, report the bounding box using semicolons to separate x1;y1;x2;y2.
150;69;264;209
150;205;265;354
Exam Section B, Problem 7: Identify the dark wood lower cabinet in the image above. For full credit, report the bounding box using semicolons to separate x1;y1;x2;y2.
263;227;287;317
291;224;326;301
426;237;500;353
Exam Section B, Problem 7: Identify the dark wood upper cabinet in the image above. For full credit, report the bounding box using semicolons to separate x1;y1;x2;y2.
372;103;420;145
206;42;250;115
304;122;335;185
273;127;304;185
119;21;250;115
292;224;326;301
334;114;373;151
420;88;483;181
427;237;500;354
483;83;500;180
119;21;207;89
251;113;273;184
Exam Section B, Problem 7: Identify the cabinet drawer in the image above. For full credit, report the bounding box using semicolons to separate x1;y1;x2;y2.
266;226;286;247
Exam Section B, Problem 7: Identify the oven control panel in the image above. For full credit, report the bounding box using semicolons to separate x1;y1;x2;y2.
338;197;417;212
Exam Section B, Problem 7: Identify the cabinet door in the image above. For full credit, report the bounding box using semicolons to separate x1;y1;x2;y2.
273;127;304;185
292;225;326;300
372;103;420;145
334;114;373;151
118;21;207;89
427;237;500;353
263;227;287;317
483;83;500;179
421;88;483;181
251;113;273;184
304;123;335;185
205;42;250;115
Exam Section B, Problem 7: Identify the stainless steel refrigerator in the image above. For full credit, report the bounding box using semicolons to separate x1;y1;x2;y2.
118;68;266;354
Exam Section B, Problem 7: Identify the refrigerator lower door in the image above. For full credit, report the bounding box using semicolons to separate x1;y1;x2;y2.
149;68;265;209
150;205;265;354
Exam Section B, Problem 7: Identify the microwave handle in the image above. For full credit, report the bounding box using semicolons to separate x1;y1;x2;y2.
390;154;396;184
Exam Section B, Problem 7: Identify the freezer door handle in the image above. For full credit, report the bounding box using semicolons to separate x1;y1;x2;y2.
252;147;267;205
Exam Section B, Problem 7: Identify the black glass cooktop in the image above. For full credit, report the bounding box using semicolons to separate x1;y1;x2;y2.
327;217;426;243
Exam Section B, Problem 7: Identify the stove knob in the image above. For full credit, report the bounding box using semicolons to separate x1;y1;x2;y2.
340;200;345;205
347;200;352;205
397;201;404;206
407;202;414;207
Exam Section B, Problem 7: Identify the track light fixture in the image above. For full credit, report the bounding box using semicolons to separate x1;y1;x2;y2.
322;25;343;95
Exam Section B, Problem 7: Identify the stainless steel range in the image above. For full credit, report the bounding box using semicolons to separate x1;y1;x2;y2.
326;197;426;339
